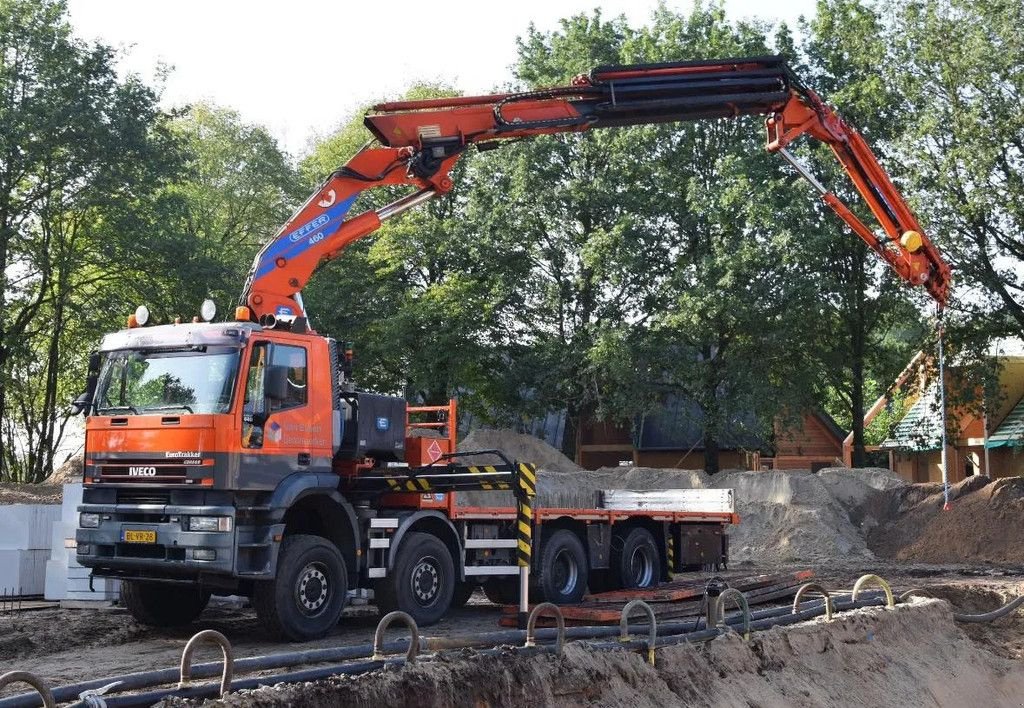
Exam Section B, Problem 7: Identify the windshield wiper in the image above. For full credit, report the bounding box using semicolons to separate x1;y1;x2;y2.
143;404;196;414
99;405;141;415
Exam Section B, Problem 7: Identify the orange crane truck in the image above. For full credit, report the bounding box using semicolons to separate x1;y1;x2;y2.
74;56;949;641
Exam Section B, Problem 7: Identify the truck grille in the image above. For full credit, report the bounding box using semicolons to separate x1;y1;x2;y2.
99;461;188;483
117;488;171;505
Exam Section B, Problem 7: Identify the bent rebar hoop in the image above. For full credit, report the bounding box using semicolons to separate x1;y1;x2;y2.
619;599;658;665
373;611;421;663
792;583;834;621
851;574;894;608
179;630;234;698
0;671;56;708
714;588;751;641
525;602;565;655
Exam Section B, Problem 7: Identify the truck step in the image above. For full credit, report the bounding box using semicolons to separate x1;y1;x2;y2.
464;538;518;549
463;565;519;576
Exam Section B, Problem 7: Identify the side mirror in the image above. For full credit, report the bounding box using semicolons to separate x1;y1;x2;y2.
73;352;103;416
71;392;91;416
264;365;290;402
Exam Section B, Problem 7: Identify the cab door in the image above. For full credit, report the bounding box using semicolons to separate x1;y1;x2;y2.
241;339;322;475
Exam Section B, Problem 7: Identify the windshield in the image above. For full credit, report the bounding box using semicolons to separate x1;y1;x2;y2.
95;347;240;415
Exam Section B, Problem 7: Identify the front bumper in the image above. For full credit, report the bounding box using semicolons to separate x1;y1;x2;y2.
76;503;242;579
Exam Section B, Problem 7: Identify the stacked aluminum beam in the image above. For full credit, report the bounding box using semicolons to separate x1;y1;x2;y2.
600;488;735;513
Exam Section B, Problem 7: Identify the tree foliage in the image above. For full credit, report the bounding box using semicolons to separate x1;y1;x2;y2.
1;0;1019;479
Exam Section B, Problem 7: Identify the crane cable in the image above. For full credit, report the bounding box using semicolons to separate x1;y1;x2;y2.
937;305;951;511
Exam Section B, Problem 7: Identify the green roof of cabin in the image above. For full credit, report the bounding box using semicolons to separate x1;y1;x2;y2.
987;396;1024;448
880;383;943;452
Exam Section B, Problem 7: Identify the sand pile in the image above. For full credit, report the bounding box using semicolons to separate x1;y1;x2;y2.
870;476;1024;566
704;468;904;563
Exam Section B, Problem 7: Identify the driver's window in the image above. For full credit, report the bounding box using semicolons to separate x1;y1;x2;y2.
242;343;268;448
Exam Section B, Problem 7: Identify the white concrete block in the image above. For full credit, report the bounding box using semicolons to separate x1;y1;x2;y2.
61;483;84;518
44;559;68;600
0;504;61;550
0;549;48;595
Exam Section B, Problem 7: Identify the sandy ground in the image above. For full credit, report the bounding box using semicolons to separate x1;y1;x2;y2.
1;561;1021;703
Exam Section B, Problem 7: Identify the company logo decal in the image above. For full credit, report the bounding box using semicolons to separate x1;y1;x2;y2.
267;421;283;443
317;189;336;208
128;466;157;476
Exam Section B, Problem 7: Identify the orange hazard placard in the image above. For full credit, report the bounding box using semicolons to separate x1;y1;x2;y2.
427;439;443;462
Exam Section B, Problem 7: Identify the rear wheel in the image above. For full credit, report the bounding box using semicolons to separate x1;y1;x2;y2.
121;580;210;627
537;529;588;604
611;527;661;590
375;532;454;626
482;579;519;606
451;581;477;608
254;534;348;641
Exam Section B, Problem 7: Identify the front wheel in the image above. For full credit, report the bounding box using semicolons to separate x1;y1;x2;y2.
374;532;454;626
253;534;348;641
451;581;477;608
121;580;210;627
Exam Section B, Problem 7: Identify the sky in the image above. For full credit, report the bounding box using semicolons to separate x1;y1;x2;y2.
66;0;817;157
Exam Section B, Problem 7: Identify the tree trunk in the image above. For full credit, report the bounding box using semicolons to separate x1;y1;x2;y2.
851;358;866;468
703;432;720;475
561;403;580;465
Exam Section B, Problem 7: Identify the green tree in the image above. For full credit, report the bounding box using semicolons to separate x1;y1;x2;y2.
884;0;1024;333
0;0;183;479
793;0;929;466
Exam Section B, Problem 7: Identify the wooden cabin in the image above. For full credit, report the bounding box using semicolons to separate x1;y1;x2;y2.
879;341;1024;483
577;399;844;472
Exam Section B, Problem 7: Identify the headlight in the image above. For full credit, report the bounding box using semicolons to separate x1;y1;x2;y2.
188;516;232;532
80;513;100;528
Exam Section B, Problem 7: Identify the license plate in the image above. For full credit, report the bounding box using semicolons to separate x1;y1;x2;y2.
123;529;156;543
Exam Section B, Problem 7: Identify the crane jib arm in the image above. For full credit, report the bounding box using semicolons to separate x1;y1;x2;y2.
241;55;950;320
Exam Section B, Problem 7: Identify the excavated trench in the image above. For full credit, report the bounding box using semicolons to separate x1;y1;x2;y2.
149;599;1024;708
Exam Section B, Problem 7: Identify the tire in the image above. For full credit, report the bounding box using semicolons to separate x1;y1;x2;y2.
121;580;210;627
253;534;348;641
611;527;661;590
451;581;477;608
374;532;454;626
482;579;519;606
537;529;588;604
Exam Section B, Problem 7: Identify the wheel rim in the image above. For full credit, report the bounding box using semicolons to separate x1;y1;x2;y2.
552;548;579;595
295;561;331;617
410;555;442;607
628;545;654;587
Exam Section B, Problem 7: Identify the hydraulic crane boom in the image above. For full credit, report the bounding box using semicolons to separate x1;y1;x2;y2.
240;56;950;321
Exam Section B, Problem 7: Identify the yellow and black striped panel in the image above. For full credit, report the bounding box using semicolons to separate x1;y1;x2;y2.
466;465;511;491
516;497;533;567
516;462;537;498
384;477;430;492
666;533;676;574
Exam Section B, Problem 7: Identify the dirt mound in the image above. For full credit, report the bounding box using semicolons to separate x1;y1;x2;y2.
871;476;1024;566
708;470;880;563
47;455;83;485
456;429;582;473
0;456;82;504
165;602;1024;707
